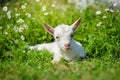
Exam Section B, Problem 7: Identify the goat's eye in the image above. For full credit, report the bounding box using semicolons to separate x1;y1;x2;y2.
56;36;59;39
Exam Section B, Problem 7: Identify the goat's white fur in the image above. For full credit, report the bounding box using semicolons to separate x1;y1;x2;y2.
29;18;86;63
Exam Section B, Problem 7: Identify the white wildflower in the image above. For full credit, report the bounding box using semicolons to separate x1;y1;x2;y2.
42;6;46;12
3;6;8;12
105;8;114;12
15;13;20;17
105;8;109;11
44;12;49;16
23;24;28;29
14;40;18;44
25;13;31;18
51;4;55;7
6;11;11;19
102;16;107;19
113;3;117;6
96;22;102;27
21;35;25;40
109;9;114;13
19;27;24;32
16;18;24;23
13;26;19;32
4;32;8;35
113;1;120;6
36;0;40;2
96;11;102;15
21;5;26;9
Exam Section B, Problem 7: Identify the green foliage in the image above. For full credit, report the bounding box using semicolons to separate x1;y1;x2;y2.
0;0;120;80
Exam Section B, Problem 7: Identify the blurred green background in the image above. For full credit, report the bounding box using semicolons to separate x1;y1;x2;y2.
0;0;120;80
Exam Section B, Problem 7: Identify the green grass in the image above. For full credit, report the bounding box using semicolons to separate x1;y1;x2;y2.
0;0;120;80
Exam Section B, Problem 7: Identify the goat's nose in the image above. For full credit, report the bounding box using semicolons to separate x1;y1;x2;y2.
64;43;70;48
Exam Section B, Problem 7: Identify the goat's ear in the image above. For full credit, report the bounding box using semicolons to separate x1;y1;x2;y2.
71;17;81;31
43;23;54;35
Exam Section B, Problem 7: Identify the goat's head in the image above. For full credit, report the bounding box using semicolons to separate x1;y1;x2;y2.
43;18;81;51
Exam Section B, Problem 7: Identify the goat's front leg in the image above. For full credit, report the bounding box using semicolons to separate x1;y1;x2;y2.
51;53;61;64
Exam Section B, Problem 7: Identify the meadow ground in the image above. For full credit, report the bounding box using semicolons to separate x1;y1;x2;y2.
0;0;120;80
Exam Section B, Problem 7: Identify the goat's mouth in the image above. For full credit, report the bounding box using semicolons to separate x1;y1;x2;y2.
61;47;71;52
64;47;71;50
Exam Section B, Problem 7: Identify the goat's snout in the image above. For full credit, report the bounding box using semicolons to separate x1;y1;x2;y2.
64;43;70;47
64;43;70;50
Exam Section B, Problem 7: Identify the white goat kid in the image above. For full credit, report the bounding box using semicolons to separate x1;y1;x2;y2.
29;18;86;63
